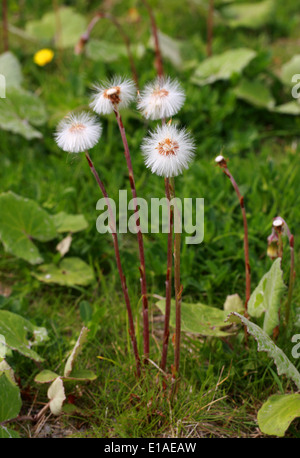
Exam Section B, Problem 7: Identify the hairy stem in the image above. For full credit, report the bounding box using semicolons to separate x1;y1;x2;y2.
160;177;173;372
113;108;150;362
85;151;141;377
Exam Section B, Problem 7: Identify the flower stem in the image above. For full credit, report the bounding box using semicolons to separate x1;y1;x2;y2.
160;177;173;373
75;11;139;89
141;0;164;78
85;151;141;377
169;177;182;388
113;108;150;362
220;162;251;312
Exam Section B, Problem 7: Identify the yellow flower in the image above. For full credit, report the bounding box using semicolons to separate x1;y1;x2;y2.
33;49;54;67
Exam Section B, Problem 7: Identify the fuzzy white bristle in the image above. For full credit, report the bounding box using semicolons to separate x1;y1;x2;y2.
141;124;195;177
90;76;136;115
55;112;102;153
137;76;185;120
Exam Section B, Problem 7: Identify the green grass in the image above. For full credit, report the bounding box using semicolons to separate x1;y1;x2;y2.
1;0;300;438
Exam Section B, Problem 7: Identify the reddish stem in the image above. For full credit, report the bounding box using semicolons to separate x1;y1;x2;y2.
85;152;141;377
113;108;150;362
141;0;164;78
160;177;173;373
75;11;139;89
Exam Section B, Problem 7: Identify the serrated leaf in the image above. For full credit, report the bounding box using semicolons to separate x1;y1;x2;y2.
0;192;57;264
64;327;89;377
52;212;88;233
156;299;233;337
191;48;257;86
227;313;300;389
0;87;47;139
220;0;274;29
248;258;286;335
0;51;23;90
257;394;300;437
34;370;60;384
34;257;94;287
25;7;87;49
233;79;275;109
47;377;66;416
0;374;22;422
0;310;48;362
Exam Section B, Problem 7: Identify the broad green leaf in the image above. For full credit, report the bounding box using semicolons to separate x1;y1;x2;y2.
248;258;286;335
25;7;87;48
220;0;274;29
47;377;66;416
270;101;300;115
0;51;23;91
224;294;244;313
0;310;48;361
64;369;97;381
156;300;233;337
34;257;95;287
52;212;88;233
233;79;275;109
0;87;47;139
0;426;20;438
227;313;300;389
257;394;300;437
280;55;300;86
64;327;89;377
34;370;60;384
0;374;22;422
0;334;6;358
0;359;15;385
0;192;57;264
191;48;257;86
86;39;127;63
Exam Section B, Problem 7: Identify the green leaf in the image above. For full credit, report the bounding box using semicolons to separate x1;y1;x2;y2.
156;299;233;337
86;39;127;63
34;370;60;384
0;310;48;362
64;369;97;381
0;426;20;438
79;301;93;324
227;313;300;389
0;374;22;422
149;31;183;69
0;192;57;264
248;258;286;335
47;377;66;416
257;394;300;437
270;101;300;115
34;257;95;287
0;87;47;139
233;79;275;109
25;7;87;48
223;294;244;313
0;51;23;91
0;359;16;385
280;54;300;86
220;0;274;29
191;48;257;86
64;327;89;377
52;212;88;233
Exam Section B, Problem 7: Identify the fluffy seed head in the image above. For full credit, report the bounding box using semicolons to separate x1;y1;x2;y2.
55;112;102;153
137;76;185;120
90;76;136;115
141;124;195;177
